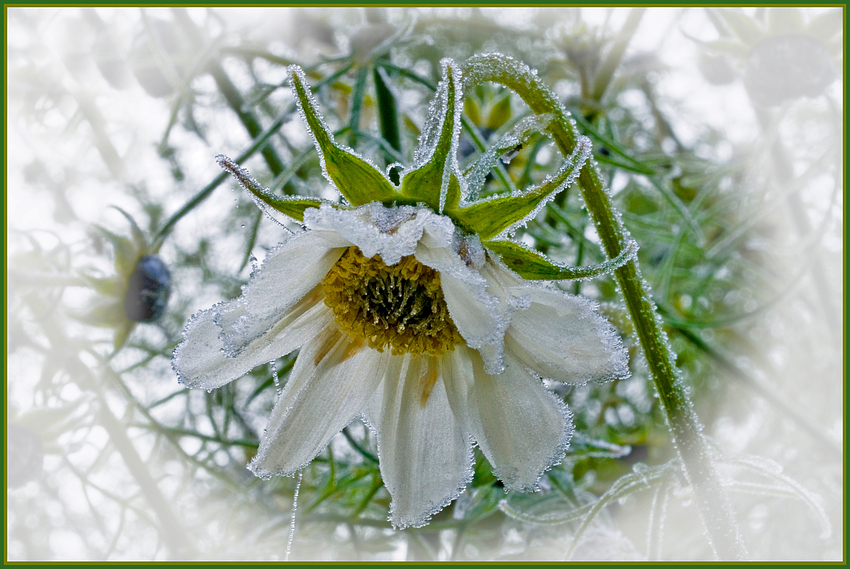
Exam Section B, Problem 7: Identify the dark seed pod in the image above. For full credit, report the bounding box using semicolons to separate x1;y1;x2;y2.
124;255;171;322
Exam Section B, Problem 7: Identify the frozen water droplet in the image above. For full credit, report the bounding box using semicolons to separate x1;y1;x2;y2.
285;469;303;562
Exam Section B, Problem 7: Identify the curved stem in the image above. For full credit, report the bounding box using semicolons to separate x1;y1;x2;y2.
460;53;747;560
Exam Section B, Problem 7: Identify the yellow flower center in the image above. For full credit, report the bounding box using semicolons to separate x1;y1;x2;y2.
322;247;464;356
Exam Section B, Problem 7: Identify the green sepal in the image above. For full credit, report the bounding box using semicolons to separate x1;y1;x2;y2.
113;320;135;351
95;225;139;278
110;206;148;253
806;9;842;39
72;300;127;328
288;65;398;206
463;96;482;126
451;136;590;241
485;238;637;281
80;272;124;297
251;195;330;223
712;8;764;45
400;59;462;212
217;154;329;222
767;7;803;35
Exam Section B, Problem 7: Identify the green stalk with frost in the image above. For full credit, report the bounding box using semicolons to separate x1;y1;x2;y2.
459;53;747;561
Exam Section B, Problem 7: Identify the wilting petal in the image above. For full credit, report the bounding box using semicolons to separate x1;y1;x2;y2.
172;296;333;390
242;229;348;321
506;287;629;384
439;344;474;425
462;346;573;492
415;240;507;375
304;202;459;267
250;329;390;478
372;354;473;529
462;258;530;371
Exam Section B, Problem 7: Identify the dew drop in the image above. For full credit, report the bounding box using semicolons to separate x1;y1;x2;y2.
284;469;302;562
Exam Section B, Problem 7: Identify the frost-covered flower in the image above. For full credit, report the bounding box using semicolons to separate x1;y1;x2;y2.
173;59;629;528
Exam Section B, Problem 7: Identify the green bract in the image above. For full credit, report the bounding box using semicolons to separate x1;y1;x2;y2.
227;58;633;282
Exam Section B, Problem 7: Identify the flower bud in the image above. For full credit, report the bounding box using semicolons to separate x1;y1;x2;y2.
123;255;171;322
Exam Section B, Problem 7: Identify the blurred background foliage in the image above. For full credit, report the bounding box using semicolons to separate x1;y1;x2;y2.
5;6;843;561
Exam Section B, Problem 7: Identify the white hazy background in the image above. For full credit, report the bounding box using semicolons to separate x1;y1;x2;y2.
5;7;843;561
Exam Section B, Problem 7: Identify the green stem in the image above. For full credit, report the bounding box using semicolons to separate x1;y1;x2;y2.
209;63;286;176
461;53;747;561
348;66;370;147
373;62;401;154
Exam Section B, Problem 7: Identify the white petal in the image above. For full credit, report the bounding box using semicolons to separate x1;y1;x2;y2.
415;242;507;374
440;347;474;425
172;296;333;390
506;286;630;384
372;354;473;529
250;329;390;478
461;346;573;492
242;229;348;321
304;202;458;266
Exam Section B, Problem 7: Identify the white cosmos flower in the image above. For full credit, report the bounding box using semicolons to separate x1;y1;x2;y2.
173;57;631;528
173;201;629;528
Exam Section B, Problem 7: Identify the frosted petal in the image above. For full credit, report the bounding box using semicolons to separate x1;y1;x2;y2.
304;202;459;267
506;286;630;384
250;330;390;478
462;346;573;492
440;343;475;425
372;354;473;529
241;229;348;322
414;239;508;374
172;296;332;390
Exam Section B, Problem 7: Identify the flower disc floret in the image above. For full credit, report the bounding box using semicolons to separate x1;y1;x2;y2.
322;247;464;356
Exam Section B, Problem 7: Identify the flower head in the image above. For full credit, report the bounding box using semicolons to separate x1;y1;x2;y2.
76;208;171;350
173;58;629;528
